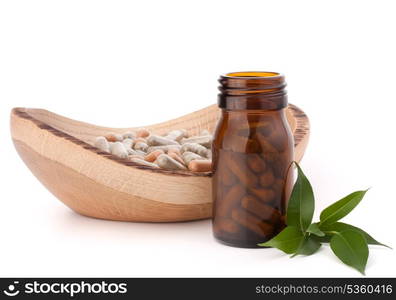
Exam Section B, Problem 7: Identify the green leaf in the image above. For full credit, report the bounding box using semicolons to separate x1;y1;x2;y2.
307;223;325;237
319;190;368;226
286;162;315;232
330;230;369;275
292;235;322;257
258;226;304;254
318;222;390;248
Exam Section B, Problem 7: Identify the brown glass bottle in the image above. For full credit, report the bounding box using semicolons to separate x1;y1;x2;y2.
212;71;294;248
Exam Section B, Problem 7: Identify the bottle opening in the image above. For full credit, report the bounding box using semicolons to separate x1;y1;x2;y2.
218;71;287;110
225;71;281;78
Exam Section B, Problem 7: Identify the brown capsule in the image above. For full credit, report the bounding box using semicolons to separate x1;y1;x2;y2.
247;154;267;173
219;165;237;186
276;152;293;178
229;112;270;129
273;178;285;198
246;139;262;153
223;152;258;187
236;127;251;138
256;132;278;153
226;111;247;125
216;184;245;217
250;188;275;203
265;152;277;164
136;128;150;138
231;208;274;237
237;121;272;138
257;123;273;137
259;169;275;187
188;160;212;172
266;125;290;152
269;159;283;178
215;218;241;234
105;133;123;142
241;195;280;223
284;168;294;205
223;135;261;153
144;149;164;162
213;178;229;214
246;113;274;125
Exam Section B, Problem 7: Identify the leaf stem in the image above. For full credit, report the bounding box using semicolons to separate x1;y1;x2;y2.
322;230;338;235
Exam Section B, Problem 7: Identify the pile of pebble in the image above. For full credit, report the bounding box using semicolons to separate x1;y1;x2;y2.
94;128;212;172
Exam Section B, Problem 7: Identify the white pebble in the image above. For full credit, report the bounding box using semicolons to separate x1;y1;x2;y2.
122;132;136;139
147;145;181;153
129;157;159;168
134;142;149;152
181;135;212;148
94;136;110;153
181;143;210;158
164;129;187;142
122;138;134;149
156;154;187;170
110;142;128;159
147;135;180;146
182;151;203;165
200;129;210;136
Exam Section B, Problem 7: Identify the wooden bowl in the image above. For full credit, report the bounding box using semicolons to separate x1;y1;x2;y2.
10;104;310;222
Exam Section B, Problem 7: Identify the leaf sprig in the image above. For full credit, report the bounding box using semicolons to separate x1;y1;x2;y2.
258;162;390;275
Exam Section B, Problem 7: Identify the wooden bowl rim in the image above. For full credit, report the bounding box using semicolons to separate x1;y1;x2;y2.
11;104;309;178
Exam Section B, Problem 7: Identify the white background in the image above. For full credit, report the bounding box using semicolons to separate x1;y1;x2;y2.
1;0;395;277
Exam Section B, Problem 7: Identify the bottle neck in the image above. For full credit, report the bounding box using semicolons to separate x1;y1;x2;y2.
218;71;287;111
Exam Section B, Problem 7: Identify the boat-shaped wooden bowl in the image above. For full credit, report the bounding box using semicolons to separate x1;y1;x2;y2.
10;104;309;222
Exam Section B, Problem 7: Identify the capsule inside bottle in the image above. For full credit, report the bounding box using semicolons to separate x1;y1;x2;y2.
212;71;294;248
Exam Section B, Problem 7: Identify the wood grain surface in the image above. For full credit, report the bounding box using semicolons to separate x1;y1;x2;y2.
10;104;310;222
